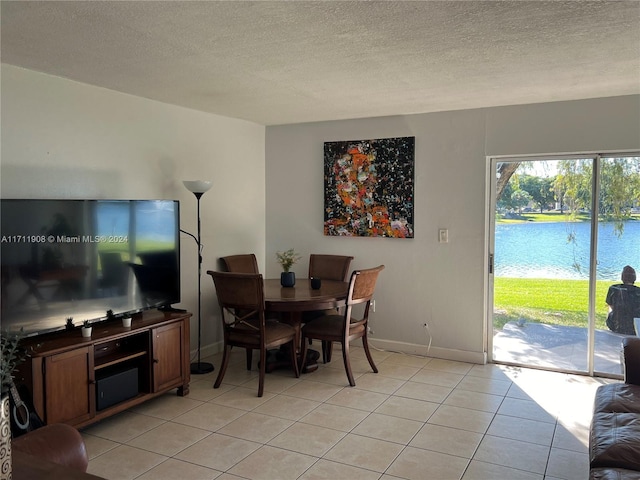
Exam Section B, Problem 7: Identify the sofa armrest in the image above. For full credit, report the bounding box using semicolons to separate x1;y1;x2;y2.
12;423;89;472
622;337;640;385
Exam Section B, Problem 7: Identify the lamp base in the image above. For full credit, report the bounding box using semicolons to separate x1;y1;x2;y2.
190;361;214;375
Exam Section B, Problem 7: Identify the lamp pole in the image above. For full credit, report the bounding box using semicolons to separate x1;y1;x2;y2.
183;180;214;374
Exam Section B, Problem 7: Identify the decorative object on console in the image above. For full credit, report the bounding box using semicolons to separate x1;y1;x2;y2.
2;330;26;395
323;136;415;238
121;316;132;328
81;321;92;338
276;248;301;287
65;317;75;330
181;180;215;375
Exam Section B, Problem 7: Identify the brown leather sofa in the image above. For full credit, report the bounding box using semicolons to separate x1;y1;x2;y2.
12;423;89;472
590;336;640;479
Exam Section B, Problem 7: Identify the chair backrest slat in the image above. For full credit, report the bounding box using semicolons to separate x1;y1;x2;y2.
208;271;265;330
348;265;385;305
220;254;259;274
308;254;354;282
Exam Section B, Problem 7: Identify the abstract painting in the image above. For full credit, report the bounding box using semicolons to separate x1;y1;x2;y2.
324;136;415;238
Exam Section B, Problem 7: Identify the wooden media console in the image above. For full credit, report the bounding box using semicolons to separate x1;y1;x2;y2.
17;309;191;429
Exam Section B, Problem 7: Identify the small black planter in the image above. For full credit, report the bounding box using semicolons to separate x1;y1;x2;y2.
280;271;295;287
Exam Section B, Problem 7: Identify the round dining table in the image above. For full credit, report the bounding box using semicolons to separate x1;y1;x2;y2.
263;278;349;372
263;278;349;313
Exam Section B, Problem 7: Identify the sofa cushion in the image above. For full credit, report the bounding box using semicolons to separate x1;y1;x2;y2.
591;412;640;471
594;383;640;415
12;423;89;472
590;467;640;480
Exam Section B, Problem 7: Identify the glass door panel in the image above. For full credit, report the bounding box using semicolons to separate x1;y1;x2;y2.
491;158;595;372
594;156;640;375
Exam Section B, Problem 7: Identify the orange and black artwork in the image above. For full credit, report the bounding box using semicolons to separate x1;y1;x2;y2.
323;137;414;238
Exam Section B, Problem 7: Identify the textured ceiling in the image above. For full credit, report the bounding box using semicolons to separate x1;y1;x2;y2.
2;1;639;126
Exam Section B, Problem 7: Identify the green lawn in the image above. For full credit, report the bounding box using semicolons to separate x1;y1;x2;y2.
494;277;611;330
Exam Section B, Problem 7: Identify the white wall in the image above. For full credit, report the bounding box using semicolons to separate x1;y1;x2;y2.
265;95;640;363
1;65;266;358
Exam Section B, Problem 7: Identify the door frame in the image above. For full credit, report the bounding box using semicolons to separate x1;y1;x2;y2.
485;152;640;376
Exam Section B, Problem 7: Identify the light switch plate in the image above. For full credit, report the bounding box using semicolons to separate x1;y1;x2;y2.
438;228;449;243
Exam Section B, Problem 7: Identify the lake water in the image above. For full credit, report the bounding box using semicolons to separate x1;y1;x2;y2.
495;221;640;280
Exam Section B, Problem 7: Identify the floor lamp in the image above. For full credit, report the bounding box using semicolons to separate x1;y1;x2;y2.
182;180;214;374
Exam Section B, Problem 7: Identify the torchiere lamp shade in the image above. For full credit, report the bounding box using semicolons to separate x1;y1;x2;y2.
183;180;212;195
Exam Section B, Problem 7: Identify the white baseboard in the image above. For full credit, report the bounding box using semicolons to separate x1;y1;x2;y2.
368;338;487;364
195;339;487;366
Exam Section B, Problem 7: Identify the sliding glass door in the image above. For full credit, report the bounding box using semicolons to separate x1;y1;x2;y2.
489;155;640;376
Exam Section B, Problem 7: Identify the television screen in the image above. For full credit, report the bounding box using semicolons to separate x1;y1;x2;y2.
1;199;180;336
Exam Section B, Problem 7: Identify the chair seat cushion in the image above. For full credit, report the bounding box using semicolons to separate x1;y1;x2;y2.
302;314;365;339
229;320;295;347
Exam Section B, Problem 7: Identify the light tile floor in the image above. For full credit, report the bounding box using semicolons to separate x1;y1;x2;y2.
82;343;615;480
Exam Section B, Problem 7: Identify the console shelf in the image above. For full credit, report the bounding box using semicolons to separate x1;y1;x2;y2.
95;351;147;370
17;309;191;429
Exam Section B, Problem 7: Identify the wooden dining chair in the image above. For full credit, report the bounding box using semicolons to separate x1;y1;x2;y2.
207;271;300;397
220;253;259;274
308;254;354;283
300;265;384;387
305;254;354;358
219;254;261;368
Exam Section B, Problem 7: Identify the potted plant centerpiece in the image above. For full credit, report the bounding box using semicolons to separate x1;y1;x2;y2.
276;248;301;287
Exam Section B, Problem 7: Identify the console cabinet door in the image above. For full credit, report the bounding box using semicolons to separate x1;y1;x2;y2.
44;346;94;425
152;321;184;392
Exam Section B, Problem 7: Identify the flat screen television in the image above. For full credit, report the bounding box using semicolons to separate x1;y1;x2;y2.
1;199;180;337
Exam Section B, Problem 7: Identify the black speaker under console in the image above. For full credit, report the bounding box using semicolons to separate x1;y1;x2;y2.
96;367;139;411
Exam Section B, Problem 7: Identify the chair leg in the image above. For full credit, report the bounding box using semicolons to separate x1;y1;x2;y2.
300;334;309;373
362;334;378;373
341;341;356;387
325;341;333;363
321;340;332;363
258;347;266;397
290;340;300;378
246;348;253;370
214;345;231;389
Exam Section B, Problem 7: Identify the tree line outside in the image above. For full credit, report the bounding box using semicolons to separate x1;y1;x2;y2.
497;158;640;225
